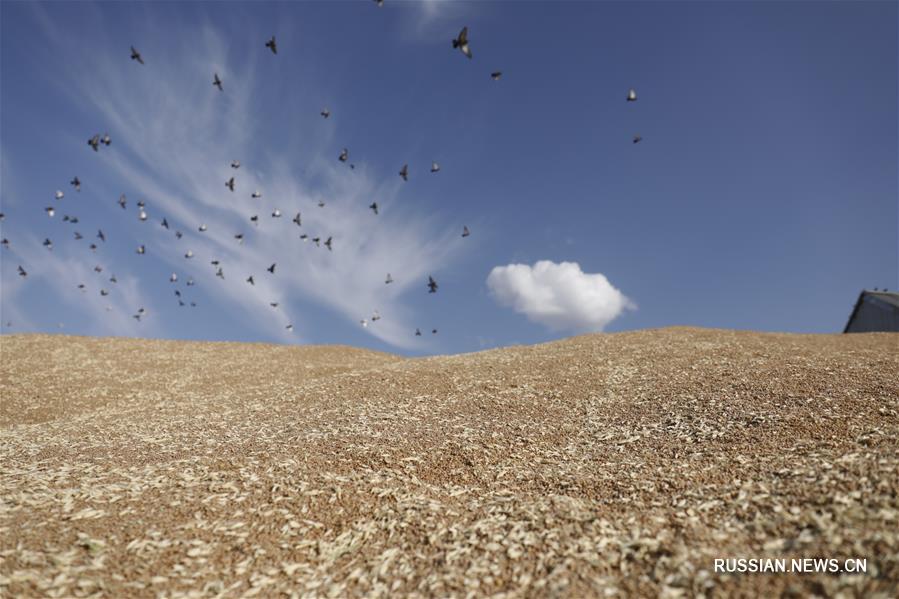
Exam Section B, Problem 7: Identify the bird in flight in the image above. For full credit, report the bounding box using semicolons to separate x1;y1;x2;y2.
136;245;145;254
385;273;393;284
185;250;194;259
45;207;55;217
169;273;178;283
226;177;235;192
321;108;330;119
199;224;207;232
70;176;81;191
74;231;83;240
462;225;470;237
118;194;127;209
428;276;438;293
231;160;240;169
430;162;440;173
98;230;106;242
251;190;262;199
324;236;333;251
213;73;223;91
139;209;148;221
265;36;277;54
267;263;276;274
627;88;637;102
453;27;472;59
43;238;53;250
491;71;502;80
369;202;379;215
246;275;255;286
285;324;294;332
87;134;100;152
130;46;144;64
102;133;111;146
318;200;326;208
271;209;282;218
399;164;409;181
17;266;27;277
292;212;302;227
234;233;245;244
55;190;64;200
633;135;642;144
1;239;8;248
339;148;349;163
415;328;422;336
250;215;259;226
161;218;169;229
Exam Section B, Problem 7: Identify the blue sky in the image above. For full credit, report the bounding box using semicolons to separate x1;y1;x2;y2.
1;0;896;355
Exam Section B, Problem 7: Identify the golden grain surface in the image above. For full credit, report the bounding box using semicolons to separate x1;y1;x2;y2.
1;328;897;597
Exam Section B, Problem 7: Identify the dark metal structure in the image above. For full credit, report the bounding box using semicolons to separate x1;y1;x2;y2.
843;290;899;333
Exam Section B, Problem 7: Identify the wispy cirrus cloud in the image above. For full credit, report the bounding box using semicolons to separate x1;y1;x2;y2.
7;11;466;349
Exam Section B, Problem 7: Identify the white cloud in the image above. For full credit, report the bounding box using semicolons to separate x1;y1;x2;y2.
14;18;465;349
486;260;634;332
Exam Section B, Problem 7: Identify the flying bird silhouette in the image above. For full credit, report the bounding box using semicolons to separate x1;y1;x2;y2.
250;215;259;226
320;108;330;118
74;231;83;240
339;148;348;163
271;209;282;218
627;88;637;102
267;263;276;274
324;237;332;251
462;225;470;237
45;207;55;217
130;46;144;64
453;27;472;59
213;73;223;91
226;177;235;192
198;224;207;232
136;245;145;254
251;190;262;199
399;164;408;181
70;176;81;191
292;212;302;226
632;135;642;144
265;36;277;54
184;250;194;259
101;133;111;146
415;328;421;336
97;230;106;242
139;209;148;221
286;324;294;332
55;190;64;200
87;134;100;152
43;238;53;250
1;239;8;248
491;71;502;80
385;273;393;284
428;276;438;293
118;194;127;209
369;202;379;215
246;275;255;286
234;233;244;244
161;218;169;229
430;162;440;173
231;160;241;169
18;266;27;277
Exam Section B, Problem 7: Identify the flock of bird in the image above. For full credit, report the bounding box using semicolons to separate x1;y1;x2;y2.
3;10;643;341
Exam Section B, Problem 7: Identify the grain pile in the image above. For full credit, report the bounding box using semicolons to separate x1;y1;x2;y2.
1;328;897;597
